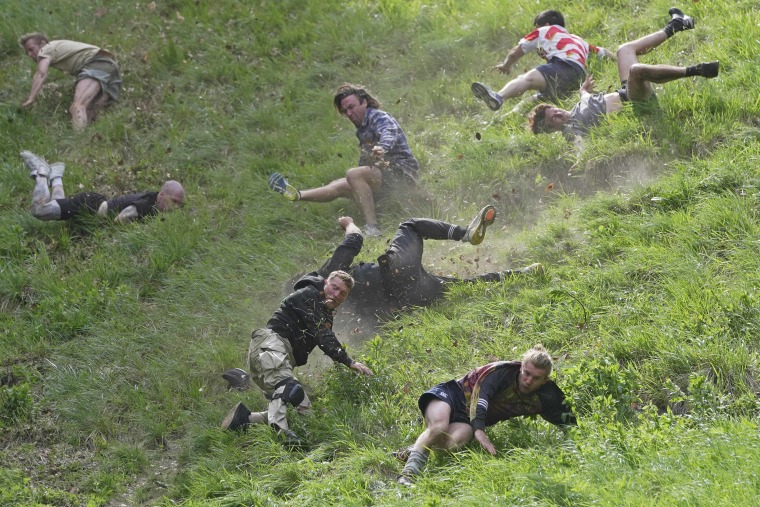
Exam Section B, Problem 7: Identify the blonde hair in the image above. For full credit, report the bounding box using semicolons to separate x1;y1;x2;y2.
328;270;355;290
522;344;553;374
19;32;48;47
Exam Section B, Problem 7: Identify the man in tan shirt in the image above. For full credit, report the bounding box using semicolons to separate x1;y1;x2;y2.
19;33;122;130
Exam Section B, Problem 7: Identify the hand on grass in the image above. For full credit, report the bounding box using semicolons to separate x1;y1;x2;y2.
350;361;374;376
493;62;511;74
474;429;497;455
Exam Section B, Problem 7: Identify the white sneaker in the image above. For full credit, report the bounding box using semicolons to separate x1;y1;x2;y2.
48;162;65;182
20;151;50;179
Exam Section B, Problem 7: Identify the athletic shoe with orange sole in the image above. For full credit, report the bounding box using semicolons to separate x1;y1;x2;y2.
462;205;496;245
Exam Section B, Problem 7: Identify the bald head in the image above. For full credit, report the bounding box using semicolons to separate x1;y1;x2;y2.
156;180;185;211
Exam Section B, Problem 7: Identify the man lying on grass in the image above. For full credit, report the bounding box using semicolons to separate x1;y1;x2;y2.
396;344;576;485
471;9;614;114
221;206;542;357
221;269;374;446
527;7;719;144
314;208;544;318
21;151;184;223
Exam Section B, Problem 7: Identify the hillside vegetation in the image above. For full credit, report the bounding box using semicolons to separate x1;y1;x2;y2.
1;0;759;505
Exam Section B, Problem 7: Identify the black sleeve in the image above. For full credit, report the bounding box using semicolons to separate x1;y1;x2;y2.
317;233;363;278
539;383;577;428
471;368;512;432
316;327;353;366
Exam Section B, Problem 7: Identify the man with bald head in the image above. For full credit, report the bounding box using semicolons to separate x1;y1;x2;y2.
21;151;184;223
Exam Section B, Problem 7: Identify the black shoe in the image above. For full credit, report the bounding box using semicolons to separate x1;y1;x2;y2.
222;368;251;391
221;402;251;431
667;7;694;31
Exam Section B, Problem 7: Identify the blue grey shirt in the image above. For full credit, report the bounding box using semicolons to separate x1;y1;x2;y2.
357;108;418;181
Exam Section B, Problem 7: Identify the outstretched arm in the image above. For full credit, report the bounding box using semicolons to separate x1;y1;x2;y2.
349;360;374;376
590;45;617;62
22;57;51;107
316;217;364;277
473;429;497;455
339;216;362;236
579;75;596;101
493;45;525;74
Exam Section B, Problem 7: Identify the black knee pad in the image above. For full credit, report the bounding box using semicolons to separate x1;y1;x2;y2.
273;378;305;407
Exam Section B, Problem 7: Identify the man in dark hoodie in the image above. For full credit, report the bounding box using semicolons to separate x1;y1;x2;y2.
221;269;373;444
316;206;542;320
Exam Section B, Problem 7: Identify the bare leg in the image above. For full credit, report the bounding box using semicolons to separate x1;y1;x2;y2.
412;400;474;454
30;176;62;220
31;175;51;206
345;165;382;226
298;177;353;202
70;78;102;130
399;399;474;480
50;180;65;200
86;93;112;123
616;30;669;84
497;69;547;100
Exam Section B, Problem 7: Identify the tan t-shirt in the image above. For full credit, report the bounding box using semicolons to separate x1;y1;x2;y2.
38;40;101;75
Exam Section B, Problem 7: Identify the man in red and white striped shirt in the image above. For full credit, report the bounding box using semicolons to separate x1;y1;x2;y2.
472;10;614;113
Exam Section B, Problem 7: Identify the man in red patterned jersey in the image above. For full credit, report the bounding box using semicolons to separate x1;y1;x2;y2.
471;10;614;113
396;344;576;485
527;7;719;143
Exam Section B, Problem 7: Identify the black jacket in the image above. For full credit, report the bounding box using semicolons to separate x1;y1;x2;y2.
266;274;353;367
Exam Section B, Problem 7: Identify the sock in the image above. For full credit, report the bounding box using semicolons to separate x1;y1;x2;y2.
49;177;62;187
400;450;428;477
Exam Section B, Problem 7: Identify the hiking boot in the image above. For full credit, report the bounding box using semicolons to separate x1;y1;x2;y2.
666;7;694;33
518;263;545;275
48;162;65;182
471;82;503;111
462;205;496;245
363;224;382;237
221;402;251;431
222;368;251;391
268;172;300;201
20;150;50;179
689;61;719;78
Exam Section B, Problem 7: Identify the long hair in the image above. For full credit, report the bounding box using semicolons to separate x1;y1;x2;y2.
333;83;381;111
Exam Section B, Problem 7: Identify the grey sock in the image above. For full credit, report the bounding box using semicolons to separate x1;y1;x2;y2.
400;449;429;477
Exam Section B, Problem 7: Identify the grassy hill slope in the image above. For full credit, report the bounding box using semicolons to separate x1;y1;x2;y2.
1;0;759;505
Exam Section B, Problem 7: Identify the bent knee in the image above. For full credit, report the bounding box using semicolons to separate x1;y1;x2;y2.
31;203;61;221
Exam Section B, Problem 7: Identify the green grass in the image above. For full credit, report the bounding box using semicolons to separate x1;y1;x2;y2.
2;0;760;505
